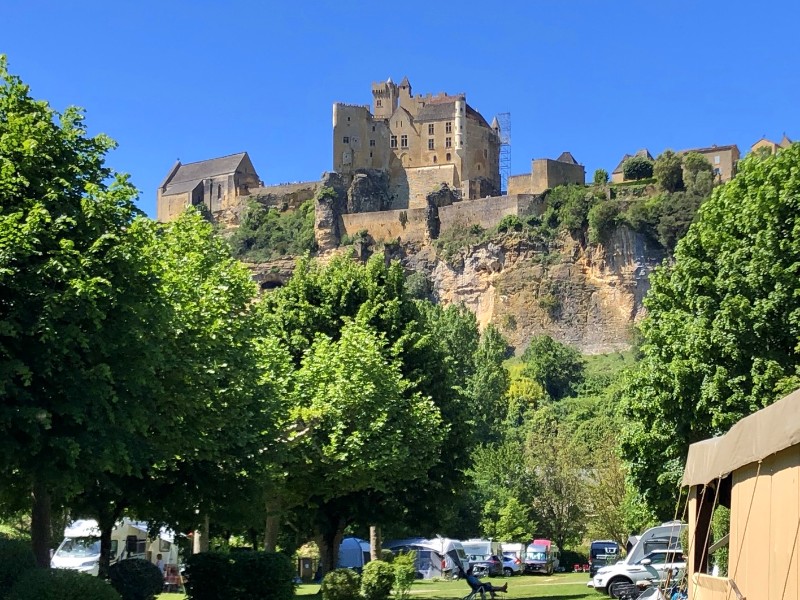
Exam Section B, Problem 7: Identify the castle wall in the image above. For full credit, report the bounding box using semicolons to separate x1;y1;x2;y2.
439;194;545;233
333;104;391;174
531;159;585;193
507;174;532;195
158;191;190;222
340;207;429;242
406;164;457;209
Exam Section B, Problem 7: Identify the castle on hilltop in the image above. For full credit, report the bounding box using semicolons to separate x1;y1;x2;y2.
333;77;502;209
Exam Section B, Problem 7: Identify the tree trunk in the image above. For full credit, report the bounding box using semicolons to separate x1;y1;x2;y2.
264;497;281;552
98;519;114;579
370;525;382;561
193;514;210;553
31;478;52;568
317;520;345;577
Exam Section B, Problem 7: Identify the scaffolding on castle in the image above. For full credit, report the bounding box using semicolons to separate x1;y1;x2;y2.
496;112;511;194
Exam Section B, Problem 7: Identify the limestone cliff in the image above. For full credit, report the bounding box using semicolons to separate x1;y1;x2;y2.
403;226;664;355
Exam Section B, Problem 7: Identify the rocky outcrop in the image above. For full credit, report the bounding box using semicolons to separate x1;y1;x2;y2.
347;169;391;213
404;226;664;354
314;173;348;252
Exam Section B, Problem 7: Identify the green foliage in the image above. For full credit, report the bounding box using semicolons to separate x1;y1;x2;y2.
621;144;800;516
711;506;729;576
682;152;713;194
380;549;394;563
593;169;609;185
361;560;395;600
548;185;596;233
587;200;621;245
185;552;295;600
537;294;560;318
228;199;317;261
0;538;35;598
560;549;588;571
522;335;585;400
622;156;654;180
8;568;121;600
321;569;361;600
496;215;523;233
108;559;163;600
653;150;684;192
404;271;431;300
392;552;417;600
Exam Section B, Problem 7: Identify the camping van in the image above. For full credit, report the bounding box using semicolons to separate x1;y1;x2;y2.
384;537;469;579
50;518;178;576
524;539;560;575
461;539;503;564
338;537;370;572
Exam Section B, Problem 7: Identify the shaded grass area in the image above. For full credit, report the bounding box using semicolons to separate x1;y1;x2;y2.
158;573;601;600
295;574;598;599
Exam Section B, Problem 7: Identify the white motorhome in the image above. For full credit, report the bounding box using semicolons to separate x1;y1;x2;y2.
338;537;370;572
462;539;503;563
384;537;469;579
51;518;178;576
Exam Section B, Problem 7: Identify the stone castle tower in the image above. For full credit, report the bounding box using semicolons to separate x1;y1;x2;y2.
333;77;501;210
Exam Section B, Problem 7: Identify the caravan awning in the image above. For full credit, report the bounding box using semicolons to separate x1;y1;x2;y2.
682;387;800;486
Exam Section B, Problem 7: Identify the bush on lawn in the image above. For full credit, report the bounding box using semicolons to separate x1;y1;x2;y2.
321;568;361;600
560;548;588;571
361;560;394;600
8;568;121;600
392;551;417;600
0;538;36;598
185;551;295;600
109;558;164;600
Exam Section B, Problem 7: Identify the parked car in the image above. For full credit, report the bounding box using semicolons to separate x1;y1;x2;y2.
469;554;504;577
590;549;686;598
501;553;523;576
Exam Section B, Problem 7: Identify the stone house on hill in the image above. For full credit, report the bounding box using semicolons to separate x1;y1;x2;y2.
508;151;586;195
157;152;261;222
751;134;792;155
610;149;653;183
681;144;740;183
332;77;501;210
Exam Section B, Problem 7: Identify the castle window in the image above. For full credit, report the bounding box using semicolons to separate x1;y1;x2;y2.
446;152;451;161
343;136;350;144
372;126;375;131
217;184;222;199
370;152;373;158
446;122;452;133
433;156;437;163
377;99;382;108
401;135;408;148
446;137;452;148
477;165;481;171
714;155;721;164
369;139;376;147
347;117;350;122
484;149;488;158
428;124;434;135
391;135;397;148
428;138;434;150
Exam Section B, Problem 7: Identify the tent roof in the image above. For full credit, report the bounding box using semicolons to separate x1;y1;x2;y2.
682;387;800;486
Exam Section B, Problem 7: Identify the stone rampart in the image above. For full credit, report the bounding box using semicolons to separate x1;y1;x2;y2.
439;194;545;233
340;207;429;242
406;164;457;209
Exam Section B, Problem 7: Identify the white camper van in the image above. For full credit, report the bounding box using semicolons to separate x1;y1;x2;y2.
338;537;370;572
384;537;469;579
51;518;178;576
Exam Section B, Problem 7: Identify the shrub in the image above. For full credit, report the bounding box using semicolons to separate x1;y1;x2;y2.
587;200;621;245
622;156;654;181
405;271;431;300
186;551;294;600
379;549;394;563
185;553;235;600
361;560;395;600
108;559;164;600
393;551;417;600
8;568;121;600
321;568;361;600
227;199;317;261
537;294;560;318
0;538;36;598
560;549;587;572
593;168;609;185
653;150;683;192
496;215;523;233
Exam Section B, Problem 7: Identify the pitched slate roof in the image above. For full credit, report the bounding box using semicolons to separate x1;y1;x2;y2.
682;144;739;154
163;153;248;194
416;100;458;122
161;179;203;196
612;149;653;174
556;151;579;165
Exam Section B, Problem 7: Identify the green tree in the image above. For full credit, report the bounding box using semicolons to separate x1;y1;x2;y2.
466;325;510;444
622;156;654;181
593;169;609;185
653;150;684;192
587;200;621;244
681;152;714;194
522;335;585;400
0;57;172;567
621;145;800;516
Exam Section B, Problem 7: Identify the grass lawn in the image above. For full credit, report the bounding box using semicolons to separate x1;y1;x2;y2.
158;573;602;600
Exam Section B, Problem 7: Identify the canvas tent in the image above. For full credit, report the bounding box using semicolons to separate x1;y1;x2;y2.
682;387;800;600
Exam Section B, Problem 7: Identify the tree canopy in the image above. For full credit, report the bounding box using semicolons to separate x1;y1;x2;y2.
621;143;800;516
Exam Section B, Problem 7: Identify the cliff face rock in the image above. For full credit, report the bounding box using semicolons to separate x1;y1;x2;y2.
404;226;664;354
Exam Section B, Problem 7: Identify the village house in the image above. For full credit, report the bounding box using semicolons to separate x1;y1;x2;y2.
507;152;586;195
751;133;793;155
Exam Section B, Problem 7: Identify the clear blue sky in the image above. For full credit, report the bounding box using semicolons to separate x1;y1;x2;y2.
4;1;798;218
